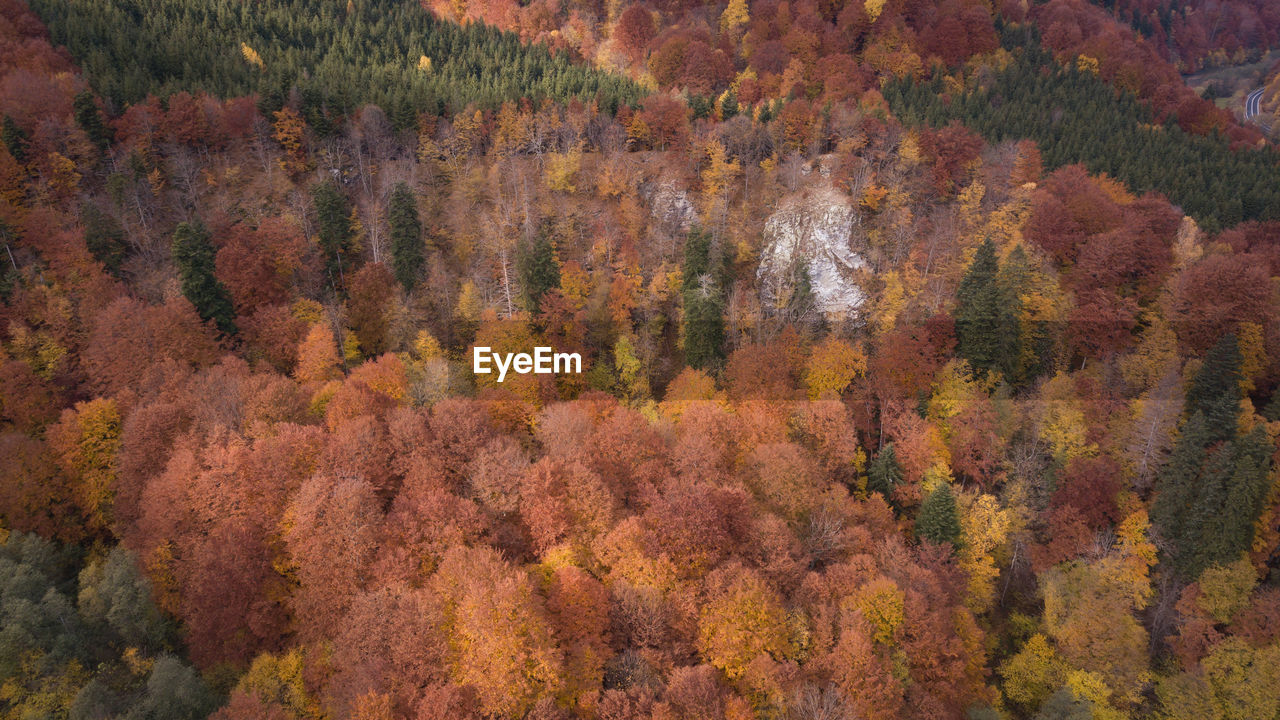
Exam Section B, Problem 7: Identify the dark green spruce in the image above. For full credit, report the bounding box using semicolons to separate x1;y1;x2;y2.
388;183;424;292
171;221;236;336
517;221;560;314
681;226;725;370
955;238;1004;375
916;484;963;549
312;180;357;288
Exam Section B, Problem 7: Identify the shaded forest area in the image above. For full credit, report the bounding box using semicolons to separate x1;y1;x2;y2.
1;0;1280;718
1087;0;1279;71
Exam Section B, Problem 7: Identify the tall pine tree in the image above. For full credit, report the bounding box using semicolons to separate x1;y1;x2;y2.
387;183;423;291
2;116;28;163
82;203;128;276
916;484;962;549
312;179;356;288
995;244;1047;385
171;221;236;336
955;238;1005;375
681;226;725;369
1185;333;1242;444
867;444;904;506
517;222;560;313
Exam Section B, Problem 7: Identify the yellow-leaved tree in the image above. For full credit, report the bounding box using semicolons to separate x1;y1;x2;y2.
48;397;121;533
697;564;798;680
999;633;1068;713
719;0;749;34
804;337;866;399
864;0;887;23
957;491;1016;613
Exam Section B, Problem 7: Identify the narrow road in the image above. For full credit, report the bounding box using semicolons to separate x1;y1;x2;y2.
1246;87;1272;133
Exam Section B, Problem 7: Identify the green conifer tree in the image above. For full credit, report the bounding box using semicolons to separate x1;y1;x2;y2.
683;281;725;370
680;226;724;369
995;244;1045;385
73;91;111;151
916;483;962;548
867;443;904;505
955;238;1004;375
82;203;128;276
1186;333;1242;444
171;221;236;336
721;88;738;120
517;222;560;313
387;182;423;291
311;179;356;287
2;116;28;163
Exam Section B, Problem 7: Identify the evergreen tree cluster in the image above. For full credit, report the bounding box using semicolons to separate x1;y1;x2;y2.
171;221;236;336
517;221;561;314
681;226;726;370
954;239;1050;385
1152;335;1274;578
884;34;1280;231
30;0;644;125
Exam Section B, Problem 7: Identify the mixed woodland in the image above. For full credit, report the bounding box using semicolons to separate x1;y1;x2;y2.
1;0;1280;718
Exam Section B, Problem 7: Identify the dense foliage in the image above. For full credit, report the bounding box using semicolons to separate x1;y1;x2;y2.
1087;0;1279;71
29;0;644;121
886;33;1280;230
0;531;218;720
3;0;1280;718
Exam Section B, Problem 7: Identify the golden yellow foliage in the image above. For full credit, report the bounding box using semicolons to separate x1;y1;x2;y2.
241;42;264;69
235;648;325;719
1037;373;1096;462
1195;557;1256;624
1237;321;1266;394
698;568;797;679
958;492;1015;613
700;140;740;219
1120;312;1179;390
852;576;905;645
545;144;582;193
1065;670;1127;720
455;280;484;324
999;634;1067;711
720;0;750;33
411;330;444;362
875;270;906;334
804;337;866;399
864;0;887;22
49;398;121;532
898;131;922;164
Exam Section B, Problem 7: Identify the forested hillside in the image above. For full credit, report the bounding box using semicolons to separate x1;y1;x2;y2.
2;0;1280;718
1087;0;1279;71
886;32;1280;230
29;0;644;121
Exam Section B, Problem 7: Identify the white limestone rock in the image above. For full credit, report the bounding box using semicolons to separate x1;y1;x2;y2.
758;184;868;320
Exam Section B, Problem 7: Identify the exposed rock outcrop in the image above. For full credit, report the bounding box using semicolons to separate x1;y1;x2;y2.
758;183;868;320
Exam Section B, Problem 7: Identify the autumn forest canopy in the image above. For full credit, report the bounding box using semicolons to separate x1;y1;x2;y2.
3;0;1280;718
